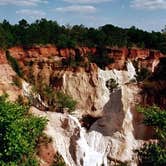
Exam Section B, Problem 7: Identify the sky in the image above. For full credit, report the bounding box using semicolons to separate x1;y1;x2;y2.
0;0;166;32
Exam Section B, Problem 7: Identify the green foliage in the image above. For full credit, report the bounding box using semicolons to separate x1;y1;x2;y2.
31;84;56;111
137;106;166;139
42;84;56;106
0;19;166;53
37;133;52;146
100;24;127;47
88;47;114;69
16;95;30;106
62;52;84;67
62;55;76;67
32;84;77;112
0;95;47;165
133;60;151;82
106;78;118;93
137;143;166;166
57;34;76;48
56;91;77;112
136;106;166;165
52;153;66;166
6;50;23;77
12;75;22;88
0;25;8;48
136;68;150;82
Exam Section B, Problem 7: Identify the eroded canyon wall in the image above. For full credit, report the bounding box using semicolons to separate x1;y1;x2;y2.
0;45;163;71
0;45;165;165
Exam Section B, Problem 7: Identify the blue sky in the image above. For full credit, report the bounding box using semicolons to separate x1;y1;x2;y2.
0;0;166;32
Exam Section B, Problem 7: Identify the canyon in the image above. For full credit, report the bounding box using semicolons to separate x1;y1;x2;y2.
0;45;163;70
0;45;165;166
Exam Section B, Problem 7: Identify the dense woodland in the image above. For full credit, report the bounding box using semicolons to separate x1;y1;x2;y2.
0;18;166;53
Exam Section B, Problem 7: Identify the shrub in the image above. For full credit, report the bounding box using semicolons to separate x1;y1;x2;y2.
6;50;23;77
132;60;151;82
12;75;22;88
136;68;150;82
61;52;85;68
136;106;166;165
37;133;52;146
0;94;47;165
61;55;76;67
16;95;30;106
42;85;56;106
106;78;118;93
52;152;66;166
57;34;76;48
31;84;77;113
88;48;114;69
56;91;77;112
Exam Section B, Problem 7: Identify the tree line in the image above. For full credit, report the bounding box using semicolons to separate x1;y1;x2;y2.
0;18;166;53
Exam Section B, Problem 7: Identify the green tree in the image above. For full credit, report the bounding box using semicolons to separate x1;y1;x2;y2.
88;47;114;69
0;95;47;165
106;78;118;93
56;91;77;112
0;19;166;53
0;24;8;48
14;19;29;45
136;106;166;166
1;20;14;47
136;68;150;82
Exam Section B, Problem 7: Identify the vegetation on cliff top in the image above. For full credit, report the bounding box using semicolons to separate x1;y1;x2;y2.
0;94;47;166
0;19;166;53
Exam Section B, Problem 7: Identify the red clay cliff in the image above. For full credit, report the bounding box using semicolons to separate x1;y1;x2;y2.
0;45;163;71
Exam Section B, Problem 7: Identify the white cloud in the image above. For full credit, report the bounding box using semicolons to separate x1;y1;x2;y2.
131;0;166;10
56;5;96;13
16;9;46;18
0;0;47;6
64;0;112;4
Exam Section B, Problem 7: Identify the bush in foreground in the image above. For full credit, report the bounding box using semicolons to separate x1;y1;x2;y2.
136;106;166;166
0;94;47;165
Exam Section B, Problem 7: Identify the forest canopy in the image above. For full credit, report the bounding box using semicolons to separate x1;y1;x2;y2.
0;18;166;53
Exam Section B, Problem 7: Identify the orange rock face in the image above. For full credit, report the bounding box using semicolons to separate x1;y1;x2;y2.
58;47;96;57
9;47;26;60
79;47;97;55
38;46;59;57
0;45;164;72
59;48;75;57
8;45;59;59
107;47;163;71
6;45;96;60
129;48;150;59
107;47;128;69
37;143;56;166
